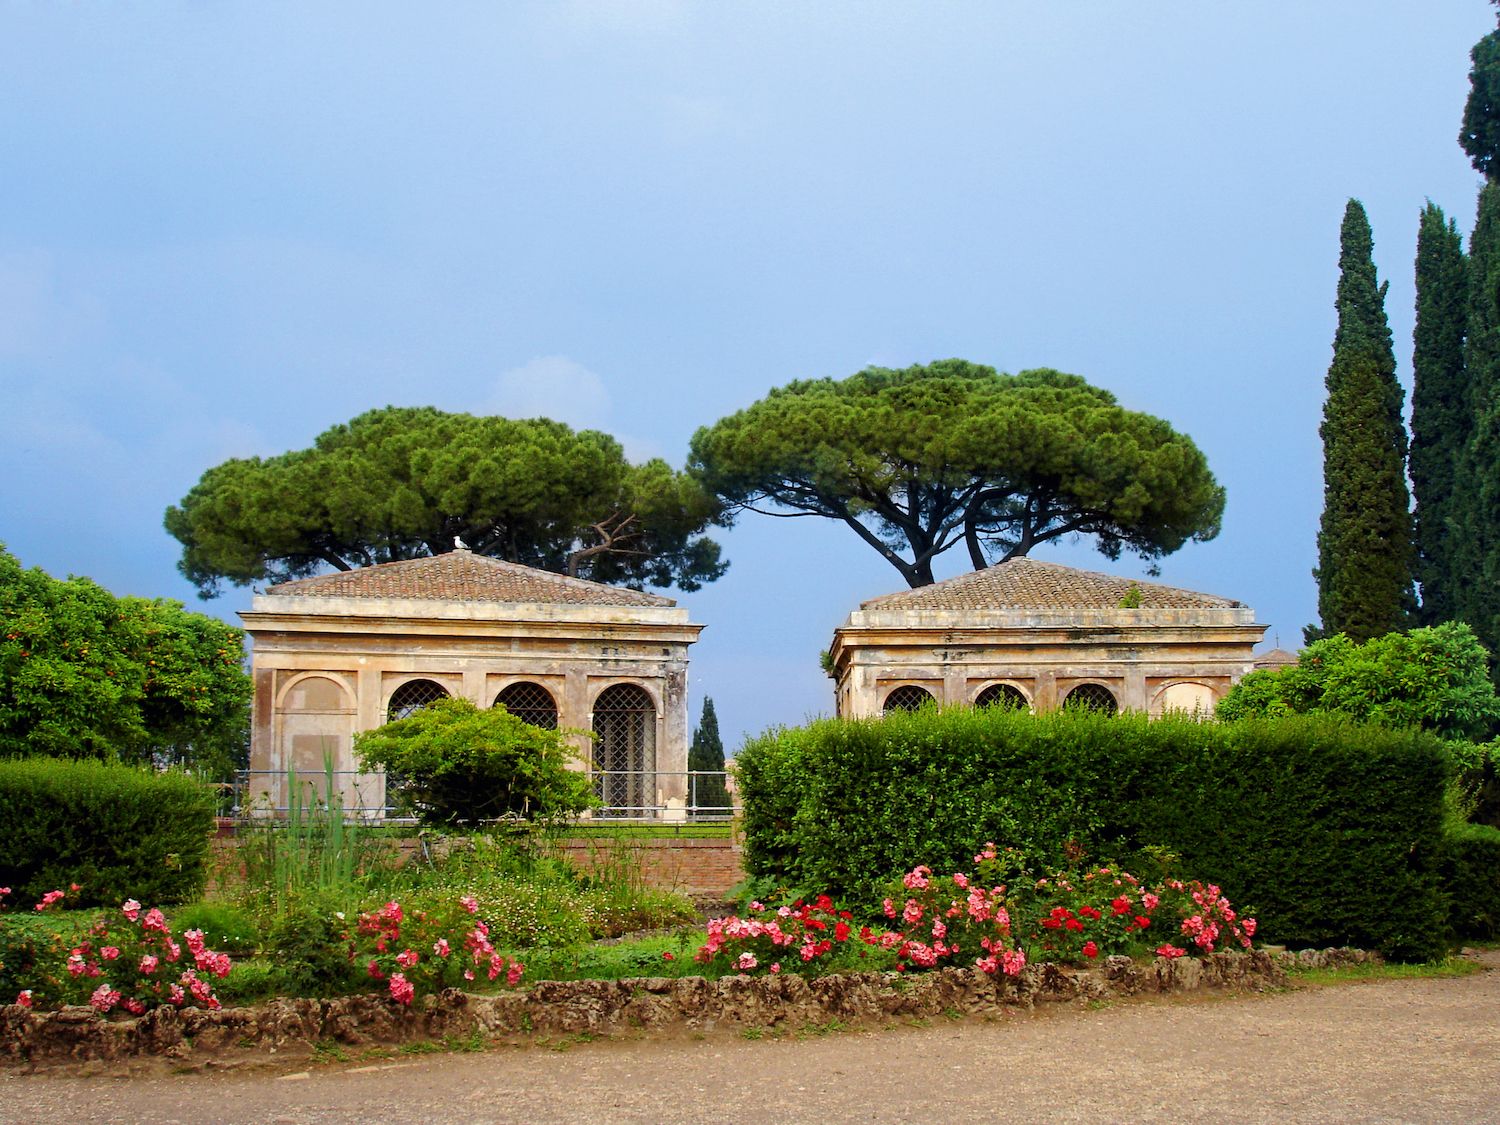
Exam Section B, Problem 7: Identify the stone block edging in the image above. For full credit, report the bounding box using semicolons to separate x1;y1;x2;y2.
1;947;1352;1068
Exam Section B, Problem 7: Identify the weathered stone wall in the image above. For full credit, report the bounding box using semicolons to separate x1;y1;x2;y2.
0;948;1319;1069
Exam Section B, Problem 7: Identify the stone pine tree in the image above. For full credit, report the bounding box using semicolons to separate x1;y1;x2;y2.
1309;200;1416;644
1410;202;1470;627
1453;183;1500;661
687;697;729;810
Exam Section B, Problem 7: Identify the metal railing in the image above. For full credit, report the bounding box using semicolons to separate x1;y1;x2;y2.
231;769;739;823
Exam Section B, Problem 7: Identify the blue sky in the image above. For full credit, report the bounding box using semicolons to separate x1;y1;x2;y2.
1;1;1494;750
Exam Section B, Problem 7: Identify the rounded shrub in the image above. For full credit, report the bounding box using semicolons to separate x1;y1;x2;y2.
0;757;215;906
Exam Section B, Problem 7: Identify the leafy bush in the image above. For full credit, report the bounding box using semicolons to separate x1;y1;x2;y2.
260;895;360;996
355;698;595;829
0;758;214;906
1216;622;1500;740
0;544;251;776
1441;823;1500;940
735;708;1451;960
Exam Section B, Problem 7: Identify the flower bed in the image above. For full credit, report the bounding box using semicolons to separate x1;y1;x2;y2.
0;947;1306;1070
692;849;1257;982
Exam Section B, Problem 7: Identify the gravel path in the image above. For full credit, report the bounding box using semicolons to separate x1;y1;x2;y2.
4;953;1498;1125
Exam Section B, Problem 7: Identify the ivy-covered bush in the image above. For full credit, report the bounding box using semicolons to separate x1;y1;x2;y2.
0;758;215;906
735;708;1451;961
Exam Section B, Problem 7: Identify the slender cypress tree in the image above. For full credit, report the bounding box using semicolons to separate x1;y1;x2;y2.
687;696;729;809
1410;203;1470;626
1309;200;1416;644
1453;182;1500;660
1461;20;1500;178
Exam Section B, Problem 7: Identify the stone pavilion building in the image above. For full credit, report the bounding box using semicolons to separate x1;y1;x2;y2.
829;557;1266;718
238;549;704;817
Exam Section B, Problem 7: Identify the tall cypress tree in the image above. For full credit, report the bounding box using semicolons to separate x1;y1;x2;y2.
1453;182;1500;660
1309;200;1416;644
1410;203;1469;626
687;696;729;809
1461;20;1500;178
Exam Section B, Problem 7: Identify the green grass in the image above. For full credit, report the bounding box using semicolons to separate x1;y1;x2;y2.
1287;956;1485;988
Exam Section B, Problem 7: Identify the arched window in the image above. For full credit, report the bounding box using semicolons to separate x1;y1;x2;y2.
387;679;449;722
1062;682;1118;716
494;681;558;729
883;685;936;714
592;684;655;814
975;683;1027;710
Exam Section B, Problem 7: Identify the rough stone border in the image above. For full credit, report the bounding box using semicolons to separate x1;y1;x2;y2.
1;948;1368;1070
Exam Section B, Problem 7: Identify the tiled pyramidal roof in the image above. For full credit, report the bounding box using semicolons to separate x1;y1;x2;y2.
861;557;1241;611
266;550;675;608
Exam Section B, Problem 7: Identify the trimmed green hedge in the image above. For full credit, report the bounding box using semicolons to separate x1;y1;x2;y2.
1442;823;1500;941
735;709;1452;961
0;758;215;907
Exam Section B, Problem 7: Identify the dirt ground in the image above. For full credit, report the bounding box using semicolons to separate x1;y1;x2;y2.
4;952;1498;1125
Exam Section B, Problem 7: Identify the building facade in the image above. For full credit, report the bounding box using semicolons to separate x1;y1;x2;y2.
238;549;704;817
830;557;1266;718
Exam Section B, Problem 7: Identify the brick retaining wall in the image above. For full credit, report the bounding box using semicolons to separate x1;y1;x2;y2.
546;836;743;897
212;828;745;898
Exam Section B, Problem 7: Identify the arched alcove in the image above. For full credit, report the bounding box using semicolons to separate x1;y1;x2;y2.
883;684;936;714
494;681;559;729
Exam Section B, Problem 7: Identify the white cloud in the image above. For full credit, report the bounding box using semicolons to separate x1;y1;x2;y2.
481;355;612;430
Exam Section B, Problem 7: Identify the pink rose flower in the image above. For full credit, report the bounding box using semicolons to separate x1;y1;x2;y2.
89;985;121;1013
122;899;141;921
389;973;415;1005
101;947;120;961
15;990;33;1009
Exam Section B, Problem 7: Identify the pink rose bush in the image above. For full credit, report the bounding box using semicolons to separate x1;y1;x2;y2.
702;847;1260;980
14;887;233;1013
878;848;1257;969
354;896;524;1004
693;896;864;977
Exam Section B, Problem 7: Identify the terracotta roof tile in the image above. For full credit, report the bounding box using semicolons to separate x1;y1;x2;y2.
860;557;1240;611
266;551;675;607
1253;648;1300;670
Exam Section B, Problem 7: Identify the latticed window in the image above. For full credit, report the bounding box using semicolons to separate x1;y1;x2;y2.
975;683;1027;710
387;679;449;722
494;681;558;729
1063;682;1118;716
592;684;655;814
883;684;936;714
